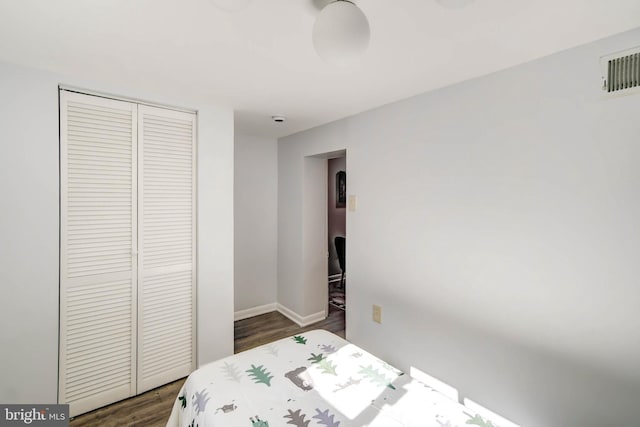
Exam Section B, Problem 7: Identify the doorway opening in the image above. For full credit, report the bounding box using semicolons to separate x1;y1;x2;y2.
328;156;346;312
302;150;346;330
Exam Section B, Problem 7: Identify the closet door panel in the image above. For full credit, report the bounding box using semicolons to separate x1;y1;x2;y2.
60;91;137;417
138;105;196;393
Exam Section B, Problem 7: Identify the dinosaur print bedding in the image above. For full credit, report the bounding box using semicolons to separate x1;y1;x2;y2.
166;329;499;427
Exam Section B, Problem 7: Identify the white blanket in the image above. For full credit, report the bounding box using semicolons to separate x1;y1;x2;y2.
167;329;497;427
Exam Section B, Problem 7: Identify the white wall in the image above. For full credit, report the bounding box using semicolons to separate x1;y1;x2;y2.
0;63;60;404
278;28;640;427
0;60;234;404
234;133;278;313
302;157;328;317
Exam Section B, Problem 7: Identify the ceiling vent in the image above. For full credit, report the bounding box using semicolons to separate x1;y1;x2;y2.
601;47;640;95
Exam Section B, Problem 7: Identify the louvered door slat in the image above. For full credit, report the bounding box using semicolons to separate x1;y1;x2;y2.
138;106;196;393
60;91;197;415
60;91;137;417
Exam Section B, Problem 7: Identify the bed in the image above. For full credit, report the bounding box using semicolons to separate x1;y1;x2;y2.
167;329;497;427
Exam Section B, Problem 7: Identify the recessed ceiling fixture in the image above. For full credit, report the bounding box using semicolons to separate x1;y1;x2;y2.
435;0;475;9
210;0;252;12
272;115;287;123
313;0;370;65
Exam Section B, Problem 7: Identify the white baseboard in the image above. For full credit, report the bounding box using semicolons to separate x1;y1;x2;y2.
277;303;326;327
234;303;277;321
234;302;326;327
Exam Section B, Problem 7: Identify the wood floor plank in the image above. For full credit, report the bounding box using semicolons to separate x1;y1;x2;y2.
69;306;345;426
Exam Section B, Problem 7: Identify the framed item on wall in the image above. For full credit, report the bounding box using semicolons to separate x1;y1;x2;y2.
336;170;346;208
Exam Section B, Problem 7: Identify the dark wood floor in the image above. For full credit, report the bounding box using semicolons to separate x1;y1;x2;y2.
234;304;345;353
70;306;345;427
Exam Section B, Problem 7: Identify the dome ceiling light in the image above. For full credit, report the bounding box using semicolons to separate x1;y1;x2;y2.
312;0;370;65
211;0;470;66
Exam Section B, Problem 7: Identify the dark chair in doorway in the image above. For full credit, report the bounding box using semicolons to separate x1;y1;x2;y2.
334;236;346;289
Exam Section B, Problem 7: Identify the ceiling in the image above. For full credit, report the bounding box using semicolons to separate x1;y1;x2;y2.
0;0;639;138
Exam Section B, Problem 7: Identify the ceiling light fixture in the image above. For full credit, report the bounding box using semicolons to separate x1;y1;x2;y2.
312;0;370;65
272;115;287;123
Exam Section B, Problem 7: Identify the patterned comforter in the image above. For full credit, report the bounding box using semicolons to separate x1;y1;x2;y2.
166;329;497;427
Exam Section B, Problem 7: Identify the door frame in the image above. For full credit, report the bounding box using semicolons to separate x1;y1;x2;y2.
302;149;346;319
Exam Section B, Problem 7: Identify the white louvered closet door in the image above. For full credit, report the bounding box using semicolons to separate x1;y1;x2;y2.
59;91;138;417
137;105;196;393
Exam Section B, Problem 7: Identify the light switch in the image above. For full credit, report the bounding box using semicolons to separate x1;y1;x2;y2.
348;195;357;212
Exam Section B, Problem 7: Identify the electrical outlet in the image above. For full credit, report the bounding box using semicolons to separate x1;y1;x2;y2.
372;304;382;324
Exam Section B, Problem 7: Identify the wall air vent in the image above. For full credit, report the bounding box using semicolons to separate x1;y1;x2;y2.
601;47;640;95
